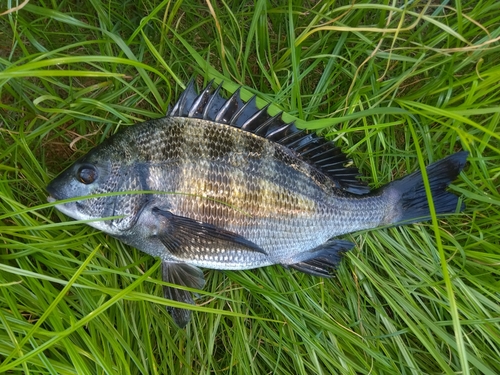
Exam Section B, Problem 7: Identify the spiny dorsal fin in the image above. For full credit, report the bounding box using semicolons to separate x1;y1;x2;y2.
168;79;369;194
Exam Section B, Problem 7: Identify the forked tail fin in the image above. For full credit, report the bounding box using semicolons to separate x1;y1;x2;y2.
385;152;468;225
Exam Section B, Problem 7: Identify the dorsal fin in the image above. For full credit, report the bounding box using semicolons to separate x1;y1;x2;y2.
168;80;369;194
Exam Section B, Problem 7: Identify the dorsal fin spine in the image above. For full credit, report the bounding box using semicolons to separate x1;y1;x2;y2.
203;82;224;120
215;88;241;123
249;107;278;135
188;81;213;118
262;116;286;137
241;103;271;132
172;79;197;116
230;95;259;127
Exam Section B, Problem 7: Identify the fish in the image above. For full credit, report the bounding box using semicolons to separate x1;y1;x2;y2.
46;79;468;327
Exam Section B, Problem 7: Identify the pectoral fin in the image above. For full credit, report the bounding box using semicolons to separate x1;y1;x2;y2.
162;261;206;328
152;207;266;258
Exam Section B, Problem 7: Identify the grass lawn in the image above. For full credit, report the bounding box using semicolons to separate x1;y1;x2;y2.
1;1;499;374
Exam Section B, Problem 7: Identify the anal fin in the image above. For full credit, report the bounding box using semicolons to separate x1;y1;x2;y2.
285;239;354;277
162;261;206;328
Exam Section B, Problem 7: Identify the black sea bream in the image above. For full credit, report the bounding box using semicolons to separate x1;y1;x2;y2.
47;80;467;327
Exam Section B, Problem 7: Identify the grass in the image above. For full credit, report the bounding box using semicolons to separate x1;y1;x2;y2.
1;0;500;373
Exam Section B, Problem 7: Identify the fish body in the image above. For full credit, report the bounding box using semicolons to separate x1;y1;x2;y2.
47;80;467;327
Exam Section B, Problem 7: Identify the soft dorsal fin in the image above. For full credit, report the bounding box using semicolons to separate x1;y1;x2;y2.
167;79;369;194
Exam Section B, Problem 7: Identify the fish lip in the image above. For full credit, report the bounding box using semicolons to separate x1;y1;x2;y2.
46;183;62;201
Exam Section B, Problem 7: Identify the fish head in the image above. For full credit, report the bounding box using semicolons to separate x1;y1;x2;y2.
46;140;127;233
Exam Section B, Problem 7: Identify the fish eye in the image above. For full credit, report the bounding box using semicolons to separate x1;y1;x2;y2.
77;165;98;184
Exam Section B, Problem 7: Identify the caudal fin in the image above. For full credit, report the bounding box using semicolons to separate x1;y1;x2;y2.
386;152;468;225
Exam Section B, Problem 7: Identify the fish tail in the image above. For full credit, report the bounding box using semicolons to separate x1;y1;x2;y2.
385;152;468;225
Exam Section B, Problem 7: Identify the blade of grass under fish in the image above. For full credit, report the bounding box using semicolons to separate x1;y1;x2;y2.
0;243;101;368
407;120;469;375
0;260;160;373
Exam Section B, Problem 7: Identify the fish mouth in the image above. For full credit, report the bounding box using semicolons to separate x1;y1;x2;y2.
46;183;62;202
46;192;77;219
